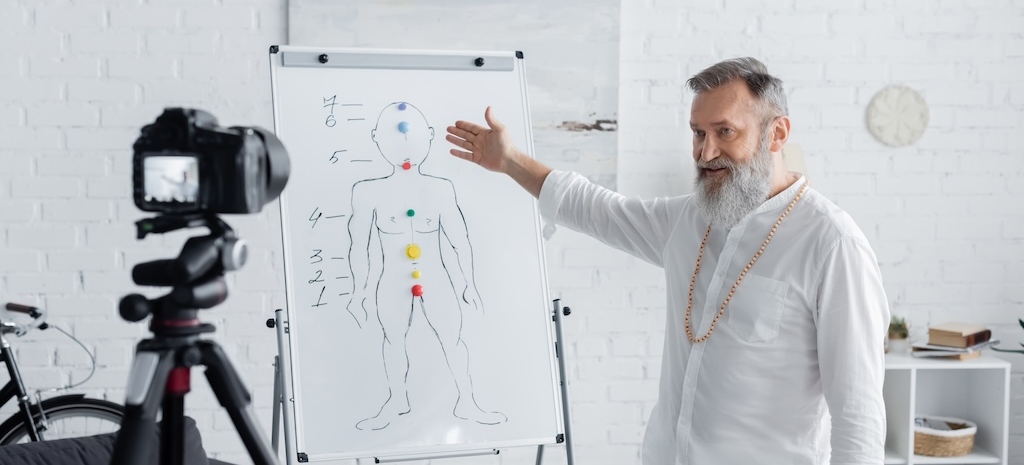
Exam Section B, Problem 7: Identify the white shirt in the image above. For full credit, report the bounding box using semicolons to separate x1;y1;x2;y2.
539;171;889;465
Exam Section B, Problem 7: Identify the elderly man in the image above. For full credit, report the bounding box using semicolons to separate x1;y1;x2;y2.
446;57;888;464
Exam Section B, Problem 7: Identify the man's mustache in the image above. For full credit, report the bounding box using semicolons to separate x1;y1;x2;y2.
696;157;735;170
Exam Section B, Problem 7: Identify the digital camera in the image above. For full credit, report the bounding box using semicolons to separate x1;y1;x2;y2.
132;108;290;215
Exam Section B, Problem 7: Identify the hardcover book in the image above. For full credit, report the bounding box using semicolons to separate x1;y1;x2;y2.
928;322;992;348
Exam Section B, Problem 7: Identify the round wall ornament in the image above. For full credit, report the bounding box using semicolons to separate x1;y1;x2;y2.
866;85;929;147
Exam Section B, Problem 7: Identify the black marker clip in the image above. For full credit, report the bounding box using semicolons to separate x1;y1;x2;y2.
318;54;329;64
474;57;485;67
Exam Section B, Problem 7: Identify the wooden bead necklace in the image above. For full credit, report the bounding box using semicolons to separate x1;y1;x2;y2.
685;183;809;344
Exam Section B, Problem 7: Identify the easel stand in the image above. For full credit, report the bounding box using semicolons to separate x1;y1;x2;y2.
269;299;577;464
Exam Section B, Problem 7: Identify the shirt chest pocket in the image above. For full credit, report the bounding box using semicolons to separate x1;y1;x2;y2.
724;275;790;343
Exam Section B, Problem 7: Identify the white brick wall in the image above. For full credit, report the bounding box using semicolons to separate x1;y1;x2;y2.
619;0;1024;463
3;0;1022;463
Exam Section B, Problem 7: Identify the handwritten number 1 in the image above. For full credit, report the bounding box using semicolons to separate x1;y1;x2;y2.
312;286;327;307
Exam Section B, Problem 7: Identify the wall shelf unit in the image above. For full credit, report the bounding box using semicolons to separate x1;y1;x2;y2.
883;353;1010;465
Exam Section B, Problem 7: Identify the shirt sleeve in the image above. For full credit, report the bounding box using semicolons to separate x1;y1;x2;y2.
815;235;890;465
538;170;680;267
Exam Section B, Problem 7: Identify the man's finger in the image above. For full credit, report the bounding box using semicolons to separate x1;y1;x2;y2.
446;125;474;140
450;148;474;161
445;134;472;150
484;106;504;130
455;120;485;135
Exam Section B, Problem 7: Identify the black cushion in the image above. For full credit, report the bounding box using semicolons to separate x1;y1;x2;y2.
0;416;212;465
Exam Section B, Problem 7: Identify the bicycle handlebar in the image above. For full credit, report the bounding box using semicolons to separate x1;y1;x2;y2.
2;303;49;336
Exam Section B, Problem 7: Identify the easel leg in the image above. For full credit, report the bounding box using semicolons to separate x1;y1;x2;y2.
536;444;545;464
272;355;282;454
552;299;576;465
274;309;297;465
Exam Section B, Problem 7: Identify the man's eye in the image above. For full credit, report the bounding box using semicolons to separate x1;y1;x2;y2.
719;128;733;135
693;131;705;138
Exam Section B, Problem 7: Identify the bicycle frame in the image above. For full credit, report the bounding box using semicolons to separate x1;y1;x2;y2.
0;331;42;441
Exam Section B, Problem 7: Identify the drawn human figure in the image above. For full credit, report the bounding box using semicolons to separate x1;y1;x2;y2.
346;102;507;431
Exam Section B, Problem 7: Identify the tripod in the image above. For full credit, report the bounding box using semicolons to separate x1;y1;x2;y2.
110;214;278;465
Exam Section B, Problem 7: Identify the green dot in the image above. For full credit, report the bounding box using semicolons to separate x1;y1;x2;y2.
406;209;415;217
142;222;154;231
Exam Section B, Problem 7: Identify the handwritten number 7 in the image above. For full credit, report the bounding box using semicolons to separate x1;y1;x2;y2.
309;208;322;228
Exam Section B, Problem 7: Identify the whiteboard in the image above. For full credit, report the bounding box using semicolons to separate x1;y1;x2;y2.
269;46;563;461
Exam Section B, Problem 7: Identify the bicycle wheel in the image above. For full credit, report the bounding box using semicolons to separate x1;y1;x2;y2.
0;394;124;445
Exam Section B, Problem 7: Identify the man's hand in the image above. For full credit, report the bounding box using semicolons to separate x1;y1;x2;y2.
446;107;553;198
446;106;522;174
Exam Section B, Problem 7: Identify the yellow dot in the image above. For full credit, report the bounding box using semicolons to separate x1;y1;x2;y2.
412;270;422;279
406;244;421;259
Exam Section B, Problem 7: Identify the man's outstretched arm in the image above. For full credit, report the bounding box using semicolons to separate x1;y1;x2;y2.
446;106;551;198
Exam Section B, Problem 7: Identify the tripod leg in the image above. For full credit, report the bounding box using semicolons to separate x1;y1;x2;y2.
199;340;278;465
111;346;176;465
161;367;192;465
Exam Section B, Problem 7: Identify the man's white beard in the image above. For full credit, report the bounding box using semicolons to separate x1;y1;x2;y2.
694;137;774;230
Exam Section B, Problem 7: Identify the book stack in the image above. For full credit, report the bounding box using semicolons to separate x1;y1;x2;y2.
911;322;999;360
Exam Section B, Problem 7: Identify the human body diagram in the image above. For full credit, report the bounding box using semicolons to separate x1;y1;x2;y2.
345;102;507;431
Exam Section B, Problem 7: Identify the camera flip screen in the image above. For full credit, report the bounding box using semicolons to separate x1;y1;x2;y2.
143;155;200;206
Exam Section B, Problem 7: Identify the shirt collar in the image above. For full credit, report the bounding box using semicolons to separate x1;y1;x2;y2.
752;173;808;216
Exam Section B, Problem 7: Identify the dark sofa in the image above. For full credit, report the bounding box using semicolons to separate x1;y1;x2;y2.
0;416;235;465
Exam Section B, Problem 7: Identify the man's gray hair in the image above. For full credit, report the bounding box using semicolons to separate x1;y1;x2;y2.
686;57;788;122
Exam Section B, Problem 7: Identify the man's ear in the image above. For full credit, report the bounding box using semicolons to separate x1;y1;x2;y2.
371;129;377;143
429;127;435;141
769;116;791;153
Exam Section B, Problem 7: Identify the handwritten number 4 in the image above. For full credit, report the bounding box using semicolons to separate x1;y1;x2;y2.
309;208;322;228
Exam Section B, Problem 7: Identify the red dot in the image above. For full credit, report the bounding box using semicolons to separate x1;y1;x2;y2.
411;284;424;297
402;162;412;170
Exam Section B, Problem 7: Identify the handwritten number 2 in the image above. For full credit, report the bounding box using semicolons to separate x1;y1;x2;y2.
308;270;324;284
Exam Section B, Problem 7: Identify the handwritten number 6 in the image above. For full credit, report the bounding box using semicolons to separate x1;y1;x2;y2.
326;114;336;127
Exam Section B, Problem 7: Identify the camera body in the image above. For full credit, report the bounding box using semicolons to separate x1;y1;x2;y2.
132;108;289;215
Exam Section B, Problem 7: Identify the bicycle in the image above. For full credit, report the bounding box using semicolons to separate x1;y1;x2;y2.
0;302;124;444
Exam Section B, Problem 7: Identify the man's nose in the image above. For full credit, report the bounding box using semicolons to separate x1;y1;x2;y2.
699;137;719;162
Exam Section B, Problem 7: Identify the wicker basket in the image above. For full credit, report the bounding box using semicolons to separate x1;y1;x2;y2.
914;415;976;457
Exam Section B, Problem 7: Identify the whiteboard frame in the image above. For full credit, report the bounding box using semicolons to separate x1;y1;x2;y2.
269;45;564;462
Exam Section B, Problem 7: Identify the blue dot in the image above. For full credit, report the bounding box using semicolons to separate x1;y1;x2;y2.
398;121;409;134
398;103;407;111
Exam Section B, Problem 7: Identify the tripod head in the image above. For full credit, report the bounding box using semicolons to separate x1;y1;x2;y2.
119;214;247;338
